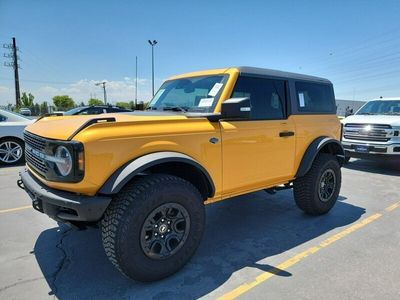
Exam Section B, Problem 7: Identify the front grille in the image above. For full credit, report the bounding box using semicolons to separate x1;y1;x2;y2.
343;123;392;142
24;131;49;176
24;131;46;151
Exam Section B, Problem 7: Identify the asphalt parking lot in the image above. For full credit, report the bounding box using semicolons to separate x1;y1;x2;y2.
1;160;399;299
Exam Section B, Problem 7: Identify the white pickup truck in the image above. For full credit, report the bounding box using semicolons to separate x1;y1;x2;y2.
341;98;400;162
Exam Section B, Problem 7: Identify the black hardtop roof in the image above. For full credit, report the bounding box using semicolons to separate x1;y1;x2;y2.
237;66;331;84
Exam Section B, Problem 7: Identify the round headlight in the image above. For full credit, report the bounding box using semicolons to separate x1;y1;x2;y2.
55;146;72;176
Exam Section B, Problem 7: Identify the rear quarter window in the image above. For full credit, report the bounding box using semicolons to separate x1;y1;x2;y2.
295;81;335;114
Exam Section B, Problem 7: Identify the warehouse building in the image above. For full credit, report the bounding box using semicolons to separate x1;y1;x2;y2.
336;99;366;117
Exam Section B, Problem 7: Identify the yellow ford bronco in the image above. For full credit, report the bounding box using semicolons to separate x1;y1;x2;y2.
19;67;344;281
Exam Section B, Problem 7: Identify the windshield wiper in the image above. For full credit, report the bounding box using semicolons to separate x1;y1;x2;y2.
383;112;400;115
357;112;375;115
162;106;188;112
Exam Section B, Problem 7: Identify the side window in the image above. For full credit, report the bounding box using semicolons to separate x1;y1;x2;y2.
231;76;286;120
295;82;335;113
0;114;7;122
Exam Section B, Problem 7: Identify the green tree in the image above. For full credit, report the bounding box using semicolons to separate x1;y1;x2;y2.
33;103;40;115
115;101;134;109
20;92;34;108
52;95;75;111
88;98;103;106
40;101;49;114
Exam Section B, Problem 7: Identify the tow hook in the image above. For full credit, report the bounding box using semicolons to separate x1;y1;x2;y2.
17;177;25;190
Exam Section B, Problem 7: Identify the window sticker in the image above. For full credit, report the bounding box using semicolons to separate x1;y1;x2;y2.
298;92;305;107
198;97;214;107
208;83;223;97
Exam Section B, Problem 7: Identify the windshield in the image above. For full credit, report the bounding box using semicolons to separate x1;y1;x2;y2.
356;100;400;115
0;109;30;122
64;107;85;115
148;75;228;112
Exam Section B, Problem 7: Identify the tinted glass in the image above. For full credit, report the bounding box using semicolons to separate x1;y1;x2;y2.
64;107;85;115
295;82;335;113
231;76;286;120
79;107;105;115
0;114;6;122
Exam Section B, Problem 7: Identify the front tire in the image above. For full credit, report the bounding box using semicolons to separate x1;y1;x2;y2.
293;153;341;215
101;174;205;282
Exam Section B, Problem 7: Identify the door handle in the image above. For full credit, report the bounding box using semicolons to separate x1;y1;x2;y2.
279;131;295;137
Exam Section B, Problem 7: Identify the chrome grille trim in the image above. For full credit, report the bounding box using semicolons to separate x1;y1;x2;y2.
343;123;392;142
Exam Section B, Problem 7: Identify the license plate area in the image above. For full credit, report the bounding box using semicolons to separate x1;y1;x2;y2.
354;145;370;153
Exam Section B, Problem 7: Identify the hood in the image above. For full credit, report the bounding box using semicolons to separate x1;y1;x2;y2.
342;114;400;127
25;111;190;140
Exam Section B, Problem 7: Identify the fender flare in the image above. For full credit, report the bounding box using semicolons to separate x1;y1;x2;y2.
98;151;215;196
296;137;345;178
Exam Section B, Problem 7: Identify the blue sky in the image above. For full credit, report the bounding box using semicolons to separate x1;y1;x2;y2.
1;0;400;105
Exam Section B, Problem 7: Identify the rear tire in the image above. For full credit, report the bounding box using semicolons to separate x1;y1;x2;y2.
293;153;341;215
101;174;205;282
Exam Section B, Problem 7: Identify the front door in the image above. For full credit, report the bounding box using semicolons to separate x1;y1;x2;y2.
220;76;296;197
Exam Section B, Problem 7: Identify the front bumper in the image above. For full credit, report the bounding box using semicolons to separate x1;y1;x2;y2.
342;141;400;161
342;141;400;155
19;169;111;223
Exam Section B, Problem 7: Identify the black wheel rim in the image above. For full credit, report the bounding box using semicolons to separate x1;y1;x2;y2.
318;169;336;202
140;202;190;260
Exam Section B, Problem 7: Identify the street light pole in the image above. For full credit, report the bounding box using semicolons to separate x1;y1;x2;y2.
148;40;158;97
135;56;138;108
95;81;107;104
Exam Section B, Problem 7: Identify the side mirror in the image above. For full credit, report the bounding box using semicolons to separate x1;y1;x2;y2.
221;97;251;119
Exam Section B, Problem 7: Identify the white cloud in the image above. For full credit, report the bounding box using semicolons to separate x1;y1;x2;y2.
0;77;154;106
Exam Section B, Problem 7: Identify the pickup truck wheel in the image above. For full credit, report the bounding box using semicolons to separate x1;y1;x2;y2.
101;174;205;282
293;153;341;215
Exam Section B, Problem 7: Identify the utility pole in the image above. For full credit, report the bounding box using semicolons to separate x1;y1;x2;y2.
95;81;107;104
3;37;21;107
135;56;138;108
148;40;157;97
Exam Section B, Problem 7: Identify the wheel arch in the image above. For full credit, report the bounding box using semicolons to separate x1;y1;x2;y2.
296;137;345;178
0;135;24;144
98;152;215;200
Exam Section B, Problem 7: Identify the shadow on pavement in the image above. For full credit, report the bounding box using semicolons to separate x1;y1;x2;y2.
0;162;25;169
34;189;365;299
344;159;400;176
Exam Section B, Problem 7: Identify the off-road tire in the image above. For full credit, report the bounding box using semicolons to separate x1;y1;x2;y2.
293;153;341;215
101;174;205;282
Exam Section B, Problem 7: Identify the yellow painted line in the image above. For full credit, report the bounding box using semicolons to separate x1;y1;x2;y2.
385;201;400;212
219;200;400;300
0;205;31;214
